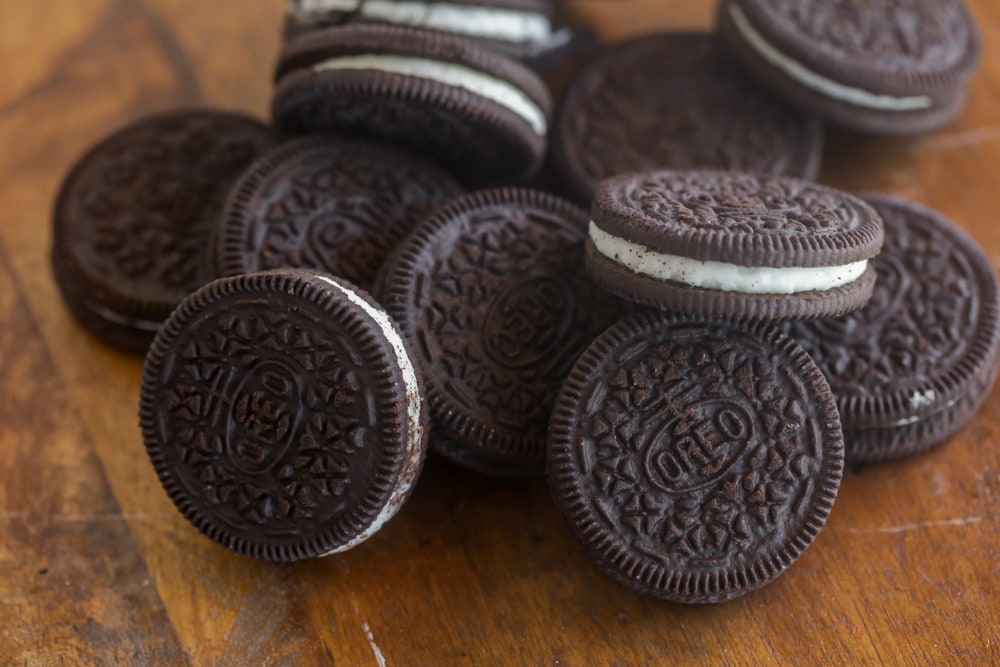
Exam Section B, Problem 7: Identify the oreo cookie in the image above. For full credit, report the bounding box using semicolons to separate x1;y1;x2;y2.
586;170;884;322
215;136;462;292
552;32;823;204
548;312;844;603
718;0;981;134
140;270;428;561
272;24;552;184
787;195;1000;464
282;0;559;64
378;188;625;474
51;110;275;353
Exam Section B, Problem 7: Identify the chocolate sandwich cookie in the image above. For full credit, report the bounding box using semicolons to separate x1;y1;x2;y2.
215;136;462;292
272;24;552;184
586;170;884;322
553;32;823;205
378;188;625;474
51;110;275;353
717;0;981;134
140;270;428;561
282;0;559;64
548;312;844;603
787;195;1000;464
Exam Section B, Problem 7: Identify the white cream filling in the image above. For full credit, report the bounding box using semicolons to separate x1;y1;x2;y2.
313;54;547;135
589;221;867;295
727;2;933;112
314;275;425;555
84;302;162;332
289;0;552;45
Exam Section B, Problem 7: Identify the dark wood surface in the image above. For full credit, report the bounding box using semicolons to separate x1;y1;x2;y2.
2;1;998;664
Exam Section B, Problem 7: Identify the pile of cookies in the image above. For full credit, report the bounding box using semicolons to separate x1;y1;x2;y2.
51;0;998;604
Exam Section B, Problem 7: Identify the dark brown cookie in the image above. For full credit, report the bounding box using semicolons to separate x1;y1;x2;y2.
587;170;884;321
140;269;428;561
552;32;823;204
786;195;1000;464
51;110;276;353
548;312;844;604
718;0;981;134
214;136;462;292
272;24;552;185
282;0;559;65
378;188;626;474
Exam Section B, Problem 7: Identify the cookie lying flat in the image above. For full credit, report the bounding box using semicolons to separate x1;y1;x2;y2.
215;136;462;292
272;24;551;184
51;110;275;353
282;0;557;64
548;312;844;603
787;195;1000;464
553;32;823;204
586;170;884;321
378;188;625;475
140;270;428;561
718;0;981;134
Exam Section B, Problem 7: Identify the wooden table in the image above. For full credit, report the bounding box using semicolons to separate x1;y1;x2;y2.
2;1;998;664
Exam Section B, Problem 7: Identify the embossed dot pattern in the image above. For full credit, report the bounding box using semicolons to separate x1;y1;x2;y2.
141;271;419;561
554;33;821;202
217;137;462;291
549;313;843;603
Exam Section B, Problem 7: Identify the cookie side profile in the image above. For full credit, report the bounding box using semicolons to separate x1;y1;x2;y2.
718;0;981;133
272;24;552;184
140;269;428;561
548;312;844;603
586;170;884;321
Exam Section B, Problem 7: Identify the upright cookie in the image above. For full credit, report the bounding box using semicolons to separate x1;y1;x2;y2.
548;312;844;603
586;170;884;321
378;188;625;474
51;110;275;353
215;136;462;292
140;270;428;561
272;24;552;184
553;33;822;204
787;195;1000;463
718;0;981;134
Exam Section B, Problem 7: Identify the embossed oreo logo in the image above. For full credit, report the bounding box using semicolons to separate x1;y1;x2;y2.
643;400;756;493
226;360;304;474
483;276;574;369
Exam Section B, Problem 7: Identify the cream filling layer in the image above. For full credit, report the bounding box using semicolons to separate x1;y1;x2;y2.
85;302;162;332
727;2;933;112
313;54;547;134
289;0;552;45
589;221;867;295
315;275;425;555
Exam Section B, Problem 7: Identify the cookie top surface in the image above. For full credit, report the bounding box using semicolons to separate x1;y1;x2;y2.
379;188;626;468
548;312;844;603
215;136;462;292
593;170;883;268
52;110;276;324
272;24;551;184
786;195;1000;433
727;0;980;94
140;270;428;561
553;32;823;203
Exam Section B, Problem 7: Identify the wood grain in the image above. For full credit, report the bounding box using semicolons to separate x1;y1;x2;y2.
1;1;998;664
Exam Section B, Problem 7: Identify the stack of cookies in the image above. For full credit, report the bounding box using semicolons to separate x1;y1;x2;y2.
51;0;998;604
